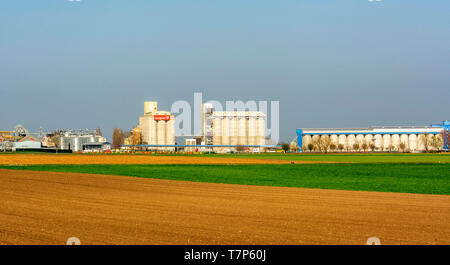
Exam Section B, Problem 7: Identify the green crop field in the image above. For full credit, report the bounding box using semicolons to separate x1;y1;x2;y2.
194;153;450;163
2;163;450;195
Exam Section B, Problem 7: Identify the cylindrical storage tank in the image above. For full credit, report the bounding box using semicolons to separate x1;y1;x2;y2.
256;116;265;146
434;134;442;151
237;116;246;145
303;135;312;150
150;118;157;145
338;135;347;150
374;134;382;150
347;134;356;151
426;134;433;151
165;119;175;151
409;134;417;152
144;101;157;114
229;116;237;146
383;134;391;151
213;117;222;145
330;135;338;147
417;134;425;151
391;134;400;150
248;116;257;146
364;134;373;150
70;137;78;152
419;133;432;152
311;135;320;151
338;134;348;151
356;134;364;150
244;117;250;146
157;120;166;150
321;135;331;152
400;134;409;149
222;116;230;145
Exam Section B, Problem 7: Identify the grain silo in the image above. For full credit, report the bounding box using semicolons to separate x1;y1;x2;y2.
139;101;175;151
211;111;266;152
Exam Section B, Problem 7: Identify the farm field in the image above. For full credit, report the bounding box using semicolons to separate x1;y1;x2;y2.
1;152;449;245
2;163;450;195
0;153;295;165
0;169;449;245
196;153;450;163
1;152;449;165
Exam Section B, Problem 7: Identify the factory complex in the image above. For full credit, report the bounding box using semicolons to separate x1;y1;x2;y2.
0;125;110;153
1;99;449;153
130;102;269;153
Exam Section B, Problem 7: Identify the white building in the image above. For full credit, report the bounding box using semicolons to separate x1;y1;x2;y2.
59;130;106;152
139;101;175;151
297;121;449;152
14;135;41;149
82;142;112;153
211;111;266;152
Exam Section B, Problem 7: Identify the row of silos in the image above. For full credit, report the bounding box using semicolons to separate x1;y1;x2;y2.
139;118;175;150
302;133;441;152
212;112;266;147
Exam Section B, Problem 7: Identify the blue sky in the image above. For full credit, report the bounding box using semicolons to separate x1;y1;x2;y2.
1;0;449;141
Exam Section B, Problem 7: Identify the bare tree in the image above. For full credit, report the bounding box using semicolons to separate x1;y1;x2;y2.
312;139;321;152
329;144;337;152
307;143;314;152
338;144;345;152
112;128;124;150
50;131;62;154
398;142;407;153
96;127;103;137
353;143;360;152
290;142;298;152
318;136;332;153
420;134;431;153
361;141;369;152
123;131;134;151
430;135;443;152
369;143;376;152
388;144;394;152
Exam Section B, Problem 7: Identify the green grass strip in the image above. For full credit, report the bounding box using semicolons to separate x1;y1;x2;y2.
1;163;449;195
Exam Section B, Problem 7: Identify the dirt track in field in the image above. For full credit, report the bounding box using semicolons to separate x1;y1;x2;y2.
0;154;304;165
0;169;449;245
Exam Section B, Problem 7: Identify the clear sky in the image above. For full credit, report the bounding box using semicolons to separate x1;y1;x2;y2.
1;0;449;142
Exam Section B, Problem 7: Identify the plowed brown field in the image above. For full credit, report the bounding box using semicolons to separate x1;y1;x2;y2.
0;154;299;165
0;169;449;245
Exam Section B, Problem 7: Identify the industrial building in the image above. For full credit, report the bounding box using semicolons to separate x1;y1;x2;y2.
139;101;175;151
184;138;197;152
123;102;270;153
14;135;41;149
210;111;266;152
297;121;449;152
59;129;107;152
200;103;267;152
1;125;43;151
82;142;112;152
